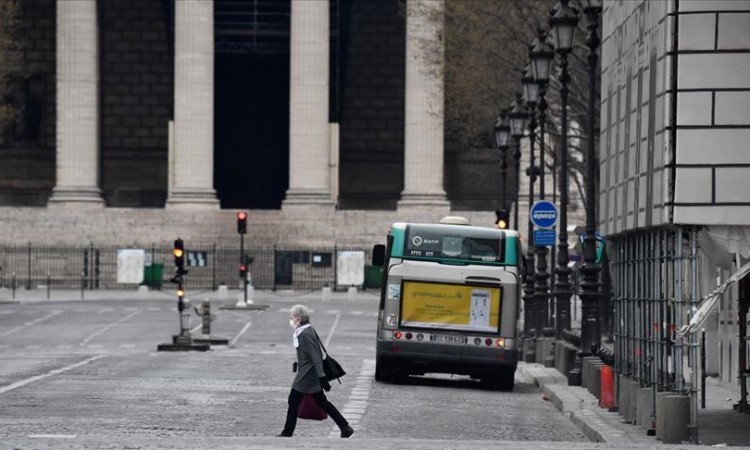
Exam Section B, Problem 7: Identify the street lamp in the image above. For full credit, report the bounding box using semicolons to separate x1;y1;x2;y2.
521;66;539;341
579;0;603;362
494;112;511;213
550;0;579;384
508;96;527;232
530;27;554;339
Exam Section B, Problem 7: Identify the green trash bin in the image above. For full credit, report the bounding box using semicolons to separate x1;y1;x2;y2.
142;263;164;289
364;265;382;288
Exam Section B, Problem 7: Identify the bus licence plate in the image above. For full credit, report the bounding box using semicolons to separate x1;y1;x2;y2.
430;334;466;344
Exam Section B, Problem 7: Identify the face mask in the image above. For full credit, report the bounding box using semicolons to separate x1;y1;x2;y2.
289;319;297;329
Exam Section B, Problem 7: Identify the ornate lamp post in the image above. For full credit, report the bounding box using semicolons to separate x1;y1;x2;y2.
550;0;580;384
530;27;554;339
521;66;539;339
508;97;527;232
494;112;511;215
549;0;578;343
580;0;603;359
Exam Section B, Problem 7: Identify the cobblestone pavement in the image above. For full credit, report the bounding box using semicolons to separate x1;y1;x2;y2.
0;291;711;449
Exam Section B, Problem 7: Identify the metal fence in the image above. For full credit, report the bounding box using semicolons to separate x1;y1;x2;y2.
609;226;701;435
0;243;378;293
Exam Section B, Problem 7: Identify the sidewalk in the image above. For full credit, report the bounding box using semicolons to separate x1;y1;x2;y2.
518;363;750;448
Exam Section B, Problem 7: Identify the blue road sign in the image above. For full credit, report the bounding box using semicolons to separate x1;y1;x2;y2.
533;229;556;247
530;200;558;229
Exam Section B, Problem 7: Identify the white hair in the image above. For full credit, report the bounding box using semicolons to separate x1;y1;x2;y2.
290;304;310;322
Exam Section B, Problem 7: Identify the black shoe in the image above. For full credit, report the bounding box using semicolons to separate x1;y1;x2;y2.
276;432;292;437
340;425;354;438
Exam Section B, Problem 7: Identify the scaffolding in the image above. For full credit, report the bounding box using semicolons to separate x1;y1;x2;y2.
610;226;701;441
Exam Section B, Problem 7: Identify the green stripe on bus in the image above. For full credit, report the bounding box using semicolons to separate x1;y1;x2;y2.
505;235;518;265
391;227;405;258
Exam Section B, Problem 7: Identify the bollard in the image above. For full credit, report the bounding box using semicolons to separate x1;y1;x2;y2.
322;285;332;301
46;272;51;300
347;286;357;300
619;375;631;422
12;272;16;300
80;271;85;300
658;394;690;443
627;379;640;424
637;387;654;431
202;299;211;337
600;365;616;409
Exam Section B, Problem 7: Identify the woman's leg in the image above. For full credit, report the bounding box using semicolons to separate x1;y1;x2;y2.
280;389;304;436
311;391;349;430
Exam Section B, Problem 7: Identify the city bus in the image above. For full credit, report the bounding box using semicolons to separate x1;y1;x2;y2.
371;217;521;390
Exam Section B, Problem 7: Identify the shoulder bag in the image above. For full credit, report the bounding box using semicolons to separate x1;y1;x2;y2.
313;329;347;383
298;393;328;420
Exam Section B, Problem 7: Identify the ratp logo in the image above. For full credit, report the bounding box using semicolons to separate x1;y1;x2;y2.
411;235;423;246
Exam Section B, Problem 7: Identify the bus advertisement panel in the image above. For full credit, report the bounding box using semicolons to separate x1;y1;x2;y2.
400;281;501;333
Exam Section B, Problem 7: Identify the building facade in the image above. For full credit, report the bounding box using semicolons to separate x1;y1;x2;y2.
601;0;750;396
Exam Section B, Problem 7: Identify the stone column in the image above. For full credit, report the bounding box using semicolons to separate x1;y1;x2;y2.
166;0;219;208
397;0;449;210
48;0;104;206
282;0;334;209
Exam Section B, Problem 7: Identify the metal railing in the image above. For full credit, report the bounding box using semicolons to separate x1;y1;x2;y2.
0;243;377;293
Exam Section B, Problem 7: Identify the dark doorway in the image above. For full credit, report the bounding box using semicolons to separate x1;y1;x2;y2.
214;53;290;209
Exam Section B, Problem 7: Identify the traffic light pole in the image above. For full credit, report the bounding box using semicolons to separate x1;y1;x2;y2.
240;233;247;304
157;238;209;351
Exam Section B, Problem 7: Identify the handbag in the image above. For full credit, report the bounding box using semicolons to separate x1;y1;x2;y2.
313;330;347;383
298;393;328;420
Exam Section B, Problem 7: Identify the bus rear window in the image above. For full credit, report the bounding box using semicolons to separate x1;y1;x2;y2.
403;224;504;264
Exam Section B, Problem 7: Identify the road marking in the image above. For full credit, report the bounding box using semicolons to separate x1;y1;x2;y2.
0;310;14;315
119;344;136;348
0;355;105;395
350;311;364;315
323;312;341;348
25;345;41;349
0;311;62;337
56;345;72;349
97;308;114;314
230;321;252;347
328;359;375;438
80;309;141;345
29;434;77;439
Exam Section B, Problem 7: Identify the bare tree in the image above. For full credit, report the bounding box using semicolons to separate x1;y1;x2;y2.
412;0;600;207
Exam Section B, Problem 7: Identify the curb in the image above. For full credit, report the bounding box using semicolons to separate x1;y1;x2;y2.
518;364;633;445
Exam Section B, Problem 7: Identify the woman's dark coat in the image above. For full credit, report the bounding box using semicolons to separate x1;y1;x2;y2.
292;326;325;393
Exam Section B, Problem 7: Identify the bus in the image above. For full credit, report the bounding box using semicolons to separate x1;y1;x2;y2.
371;216;521;390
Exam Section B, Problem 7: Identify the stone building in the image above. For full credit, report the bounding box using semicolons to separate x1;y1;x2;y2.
0;0;511;246
601;0;750;407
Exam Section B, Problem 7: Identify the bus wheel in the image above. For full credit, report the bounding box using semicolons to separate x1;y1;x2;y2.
375;359;391;382
481;372;514;391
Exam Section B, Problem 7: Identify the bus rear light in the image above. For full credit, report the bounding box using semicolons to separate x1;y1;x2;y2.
496;353;505;360
416;333;424;341
485;338;492;346
391;347;400;352
496;338;505;347
405;332;413;340
474;337;481;345
394;331;403;339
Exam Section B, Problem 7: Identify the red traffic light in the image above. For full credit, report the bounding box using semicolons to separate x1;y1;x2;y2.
237;212;247;234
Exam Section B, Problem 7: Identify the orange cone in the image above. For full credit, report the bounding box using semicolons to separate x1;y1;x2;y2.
600;364;615;409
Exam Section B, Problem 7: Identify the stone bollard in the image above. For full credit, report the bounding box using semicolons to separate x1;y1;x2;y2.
655;391;672;441
524;338;536;363
581;356;600;394
138;285;149;298
627;379;640;424
347;286;357;300
217;285;228;299
657;395;690;443
619;375;631;422
322;286;332;301
637;387;654;432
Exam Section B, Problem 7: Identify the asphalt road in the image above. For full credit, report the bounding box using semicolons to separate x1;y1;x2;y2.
0;291;599;449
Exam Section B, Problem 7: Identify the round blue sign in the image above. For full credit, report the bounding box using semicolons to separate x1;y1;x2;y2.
530;200;558;229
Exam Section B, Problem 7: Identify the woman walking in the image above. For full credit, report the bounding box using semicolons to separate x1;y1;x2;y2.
278;304;354;438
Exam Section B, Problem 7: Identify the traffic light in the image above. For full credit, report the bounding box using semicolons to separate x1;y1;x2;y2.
239;263;248;279
173;238;187;276
495;210;509;230
237;212;247;234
